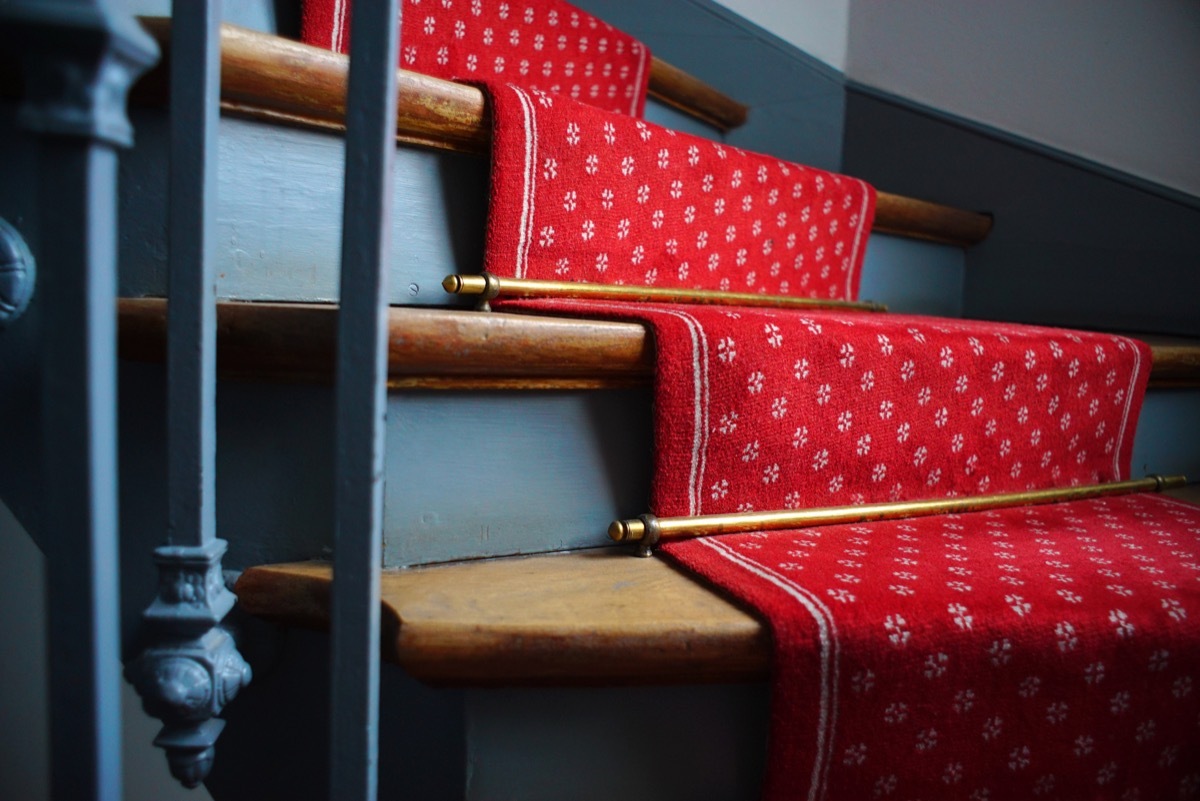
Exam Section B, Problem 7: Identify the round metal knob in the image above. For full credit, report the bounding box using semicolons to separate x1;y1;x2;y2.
0;217;35;328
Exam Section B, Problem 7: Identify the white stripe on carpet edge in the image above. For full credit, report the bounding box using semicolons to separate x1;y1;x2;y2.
511;86;538;279
847;180;871;300
1112;335;1143;481
653;308;707;516
630;43;649;118
701;537;839;801
332;0;342;51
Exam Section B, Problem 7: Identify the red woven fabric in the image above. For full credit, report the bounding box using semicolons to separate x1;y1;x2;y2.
470;43;1194;801
511;302;1151;514
300;0;651;116
483;83;875;300
504;299;1179;798
666;493;1200;800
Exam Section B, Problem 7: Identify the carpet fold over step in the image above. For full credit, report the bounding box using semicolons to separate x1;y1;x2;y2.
472;72;1199;799
483;82;875;301
669;493;1200;800
302;0;651;117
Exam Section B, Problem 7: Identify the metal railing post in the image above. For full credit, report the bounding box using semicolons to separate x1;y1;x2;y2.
0;2;158;799
124;0;252;789
330;0;401;798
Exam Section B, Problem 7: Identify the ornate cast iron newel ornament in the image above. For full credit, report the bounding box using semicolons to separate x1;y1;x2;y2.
120;0;253;788
126;542;252;787
0;217;36;328
1;1;158;147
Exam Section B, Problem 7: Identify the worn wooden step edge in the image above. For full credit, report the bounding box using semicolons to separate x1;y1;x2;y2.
1137;335;1200;388
128;20;990;247
118;299;1200;390
234;550;772;686
135;17;746;138
235;486;1200;686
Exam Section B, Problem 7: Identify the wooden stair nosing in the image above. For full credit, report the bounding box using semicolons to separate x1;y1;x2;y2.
235;487;1200;686
128;19;991;248
118;299;1200;390
136;18;747;137
235;551;771;686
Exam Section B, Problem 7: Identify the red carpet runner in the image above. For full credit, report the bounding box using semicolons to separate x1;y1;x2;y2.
483;83;874;300
480;82;1200;799
667;493;1200;800
301;0;651;116
300;0;1200;790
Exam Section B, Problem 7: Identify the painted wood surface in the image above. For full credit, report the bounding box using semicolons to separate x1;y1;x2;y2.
118;113;490;306
845;90;1200;337
382;388;653;565
117;295;1200;568
114;115;985;309
464;683;768;801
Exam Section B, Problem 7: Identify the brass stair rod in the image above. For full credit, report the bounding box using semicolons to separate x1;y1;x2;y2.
611;475;1188;556
443;272;888;312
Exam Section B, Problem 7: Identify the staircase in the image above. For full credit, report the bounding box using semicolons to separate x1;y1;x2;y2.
1;4;1199;800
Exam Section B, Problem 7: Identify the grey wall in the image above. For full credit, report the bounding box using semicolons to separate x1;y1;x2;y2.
714;0;850;70
846;0;1200;199
842;90;1200;337
709;0;1200;202
577;0;847;171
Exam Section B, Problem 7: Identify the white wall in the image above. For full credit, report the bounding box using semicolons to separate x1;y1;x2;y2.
845;0;1200;198
714;0;851;71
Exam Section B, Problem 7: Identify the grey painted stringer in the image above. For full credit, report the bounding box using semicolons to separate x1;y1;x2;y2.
0;1;158;799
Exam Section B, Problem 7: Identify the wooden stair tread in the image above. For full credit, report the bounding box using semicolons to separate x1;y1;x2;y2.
136;18;746;134
235;550;771;685
238;483;1199;686
119;299;1200;390
1133;335;1200;387
127;19;991;248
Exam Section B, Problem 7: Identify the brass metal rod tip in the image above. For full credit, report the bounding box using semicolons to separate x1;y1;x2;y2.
443;274;489;295
609;518;645;543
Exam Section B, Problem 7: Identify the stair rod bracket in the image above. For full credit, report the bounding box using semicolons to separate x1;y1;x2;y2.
444;272;501;311
125;539;252;788
609;513;661;557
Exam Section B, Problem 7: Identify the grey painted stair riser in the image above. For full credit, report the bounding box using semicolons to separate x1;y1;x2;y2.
113;99;726;309
114;361;1200;572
